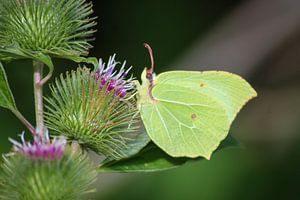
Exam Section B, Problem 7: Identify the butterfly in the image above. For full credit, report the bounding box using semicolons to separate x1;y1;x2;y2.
136;43;257;159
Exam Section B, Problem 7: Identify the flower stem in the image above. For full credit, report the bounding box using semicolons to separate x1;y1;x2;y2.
33;61;44;135
11;110;36;135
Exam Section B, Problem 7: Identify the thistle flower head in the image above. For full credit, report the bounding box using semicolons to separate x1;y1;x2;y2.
9;131;66;160
0;0;96;61
0;145;96;200
45;55;140;159
96;54;134;98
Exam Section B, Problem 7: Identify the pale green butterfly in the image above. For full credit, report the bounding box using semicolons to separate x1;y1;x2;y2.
136;44;257;159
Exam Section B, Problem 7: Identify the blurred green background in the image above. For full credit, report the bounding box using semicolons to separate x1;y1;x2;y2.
1;0;300;199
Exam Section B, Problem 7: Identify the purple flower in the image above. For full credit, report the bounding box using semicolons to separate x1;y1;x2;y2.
9;130;66;160
96;54;134;98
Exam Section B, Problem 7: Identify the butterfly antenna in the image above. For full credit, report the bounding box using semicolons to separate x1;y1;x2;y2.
143;43;157;102
143;43;155;77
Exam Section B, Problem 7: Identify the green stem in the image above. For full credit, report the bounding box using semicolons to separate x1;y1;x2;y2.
12;110;36;135
33;61;44;135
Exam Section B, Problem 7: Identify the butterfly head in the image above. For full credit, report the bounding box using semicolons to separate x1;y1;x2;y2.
141;67;156;85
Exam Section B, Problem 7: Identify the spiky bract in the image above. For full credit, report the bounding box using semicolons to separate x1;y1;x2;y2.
45;67;139;159
0;149;96;200
0;0;96;61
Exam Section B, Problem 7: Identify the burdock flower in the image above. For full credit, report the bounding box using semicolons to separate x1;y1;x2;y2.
0;132;96;200
45;55;140;159
96;54;134;98
9;131;66;160
0;0;96;61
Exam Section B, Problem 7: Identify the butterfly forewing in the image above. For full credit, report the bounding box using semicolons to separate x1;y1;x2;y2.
155;71;257;123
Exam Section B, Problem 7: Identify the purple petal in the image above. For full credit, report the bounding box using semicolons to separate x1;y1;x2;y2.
9;131;67;160
94;54;134;98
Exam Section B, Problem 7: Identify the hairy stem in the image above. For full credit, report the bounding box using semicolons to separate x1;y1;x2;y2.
33;61;44;135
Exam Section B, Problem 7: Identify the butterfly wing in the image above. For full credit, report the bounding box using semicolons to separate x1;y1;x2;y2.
154;71;257;123
141;86;230;159
139;70;257;159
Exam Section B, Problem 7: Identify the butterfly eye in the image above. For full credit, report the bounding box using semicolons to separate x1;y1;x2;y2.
146;70;152;80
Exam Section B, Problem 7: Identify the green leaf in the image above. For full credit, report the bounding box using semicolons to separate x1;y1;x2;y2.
0;47;54;83
118;132;151;159
60;55;99;67
0;46;99;84
137;69;256;159
98;135;238;173
34;54;54;83
34;54;53;69
0;44;30;61
0;62;35;134
0;62;17;111
102;131;151;164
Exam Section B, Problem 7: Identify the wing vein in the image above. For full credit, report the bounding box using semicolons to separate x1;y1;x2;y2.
154;105;172;143
159;98;215;108
160;104;193;152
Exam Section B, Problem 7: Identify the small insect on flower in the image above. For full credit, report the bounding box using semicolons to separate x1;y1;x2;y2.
45;55;140;159
9;130;66;160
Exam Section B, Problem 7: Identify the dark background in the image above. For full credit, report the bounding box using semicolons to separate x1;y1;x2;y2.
1;0;300;199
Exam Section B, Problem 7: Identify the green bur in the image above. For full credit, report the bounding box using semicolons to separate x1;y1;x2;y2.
45;67;140;159
0;149;96;200
0;0;96;61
